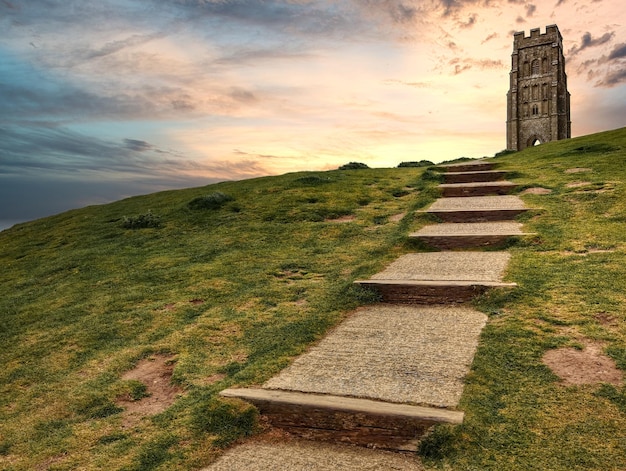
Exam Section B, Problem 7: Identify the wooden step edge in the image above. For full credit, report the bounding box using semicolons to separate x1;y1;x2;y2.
419;208;528;222
423;208;527;213
407;233;537;249
438;182;516;188
442;170;507;176
437;162;495;172
220;388;464;423
355;279;517;288
220;388;463;450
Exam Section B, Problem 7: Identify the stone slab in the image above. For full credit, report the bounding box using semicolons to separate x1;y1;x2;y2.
413;221;526;237
203;439;425;471
368;251;511;282
438;160;494;173
440;181;516;197
427;196;526;211
262;304;488;408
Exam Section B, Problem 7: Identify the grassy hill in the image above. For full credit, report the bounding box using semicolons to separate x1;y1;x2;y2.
1;127;626;470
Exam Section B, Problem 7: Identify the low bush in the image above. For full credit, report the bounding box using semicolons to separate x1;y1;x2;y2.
338;162;369;170
397;160;434;168
121;211;162;229
188;192;234;210
293;175;332;186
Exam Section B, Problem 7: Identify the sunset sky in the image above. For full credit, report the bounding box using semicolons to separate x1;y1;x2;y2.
1;0;625;228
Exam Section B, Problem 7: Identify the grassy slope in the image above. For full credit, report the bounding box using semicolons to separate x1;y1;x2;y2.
421;127;626;470
2;127;625;470
0;167;437;470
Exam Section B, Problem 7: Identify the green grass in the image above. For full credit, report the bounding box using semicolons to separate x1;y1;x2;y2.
2;127;626;470
419;127;626;470
0;167;437;470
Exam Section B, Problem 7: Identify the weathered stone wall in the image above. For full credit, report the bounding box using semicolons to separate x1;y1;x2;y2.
506;25;571;151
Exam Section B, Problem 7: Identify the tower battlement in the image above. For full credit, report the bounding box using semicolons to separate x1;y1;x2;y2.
506;24;570;151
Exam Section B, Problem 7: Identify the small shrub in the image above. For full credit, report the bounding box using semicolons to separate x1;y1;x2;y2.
121;211;162;229
293;175;332;186
398;160;434;168
338;162;369;170
188;192;233;210
391;189;410;198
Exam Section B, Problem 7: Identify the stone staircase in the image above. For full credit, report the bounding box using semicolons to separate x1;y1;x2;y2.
208;159;529;469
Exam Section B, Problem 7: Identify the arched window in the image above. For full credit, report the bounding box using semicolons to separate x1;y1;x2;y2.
523;61;530;76
532;104;539;115
542;83;548;99
532;59;540;75
532;85;539;100
542;57;548;74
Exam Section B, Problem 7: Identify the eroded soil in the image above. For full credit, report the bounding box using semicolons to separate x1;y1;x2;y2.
117;354;183;427
542;341;623;386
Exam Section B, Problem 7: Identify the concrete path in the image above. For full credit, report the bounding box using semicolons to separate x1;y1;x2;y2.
204;438;425;471
207;159;526;468
263;304;487;407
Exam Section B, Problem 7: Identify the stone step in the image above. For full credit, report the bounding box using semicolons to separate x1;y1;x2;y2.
437;160;495;173
219;304;488;451
410;222;534;249
422;196;528;222
202;438;425;470
355;279;516;303
439;181;516;197
220;388;463;451
354;252;516;303
443;170;507;184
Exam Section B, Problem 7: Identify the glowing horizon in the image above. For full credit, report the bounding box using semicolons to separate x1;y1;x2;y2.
1;1;624;222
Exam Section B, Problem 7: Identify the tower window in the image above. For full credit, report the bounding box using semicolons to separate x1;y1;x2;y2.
532;59;540;75
532;104;539;115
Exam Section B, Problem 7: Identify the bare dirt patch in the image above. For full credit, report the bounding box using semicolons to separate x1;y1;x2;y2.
565;167;592;174
118;355;183;427
542;341;623;386
521;187;552;195
595;312;619;327
566;181;591;188
326;215;356;223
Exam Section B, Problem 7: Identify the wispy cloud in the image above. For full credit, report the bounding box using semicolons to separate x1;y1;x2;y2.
0;0;624;223
608;43;626;60
569;31;615;56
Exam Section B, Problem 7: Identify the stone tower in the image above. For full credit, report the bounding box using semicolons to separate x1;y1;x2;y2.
506;25;571;151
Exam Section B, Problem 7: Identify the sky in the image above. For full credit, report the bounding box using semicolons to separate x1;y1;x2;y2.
1;0;625;229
